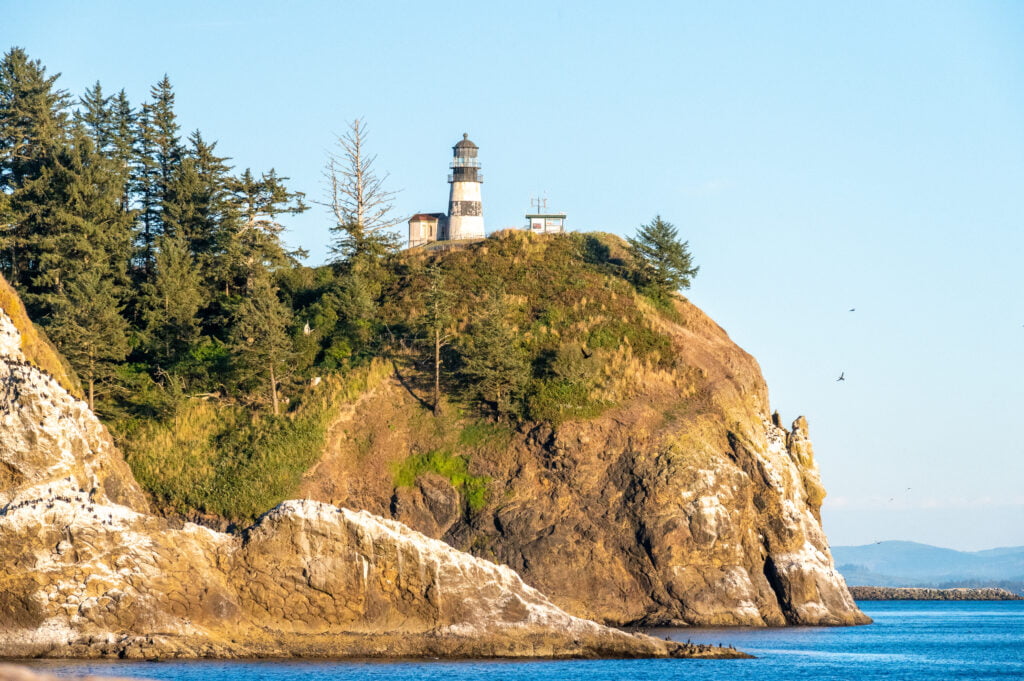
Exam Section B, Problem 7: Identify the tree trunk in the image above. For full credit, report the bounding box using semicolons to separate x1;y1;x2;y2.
87;353;95;412
433;327;442;415
270;362;279;416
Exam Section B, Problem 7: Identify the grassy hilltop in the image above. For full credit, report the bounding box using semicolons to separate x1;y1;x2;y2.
119;229;695;523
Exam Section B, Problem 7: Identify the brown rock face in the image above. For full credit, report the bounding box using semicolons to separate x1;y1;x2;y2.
298;298;869;627
0;301;740;660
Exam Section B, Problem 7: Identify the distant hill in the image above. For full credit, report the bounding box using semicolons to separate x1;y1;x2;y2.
834;541;1024;594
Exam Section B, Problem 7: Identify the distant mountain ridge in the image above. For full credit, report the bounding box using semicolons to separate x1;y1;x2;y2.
834;541;1024;594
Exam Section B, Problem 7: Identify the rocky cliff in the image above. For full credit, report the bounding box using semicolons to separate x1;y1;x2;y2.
295;237;869;628
0;293;741;660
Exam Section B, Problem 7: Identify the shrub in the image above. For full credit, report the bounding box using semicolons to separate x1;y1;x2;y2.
391;449;491;513
120;359;391;522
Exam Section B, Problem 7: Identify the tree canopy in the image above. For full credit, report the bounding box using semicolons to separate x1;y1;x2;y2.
627;215;699;297
0;47;698;443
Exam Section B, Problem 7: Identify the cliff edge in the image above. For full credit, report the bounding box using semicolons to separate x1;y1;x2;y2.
0;295;742;660
294;234;869;626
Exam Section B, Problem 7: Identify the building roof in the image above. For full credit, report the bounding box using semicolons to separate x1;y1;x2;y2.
454;133;478;150
526;213;567;219
409;213;446;222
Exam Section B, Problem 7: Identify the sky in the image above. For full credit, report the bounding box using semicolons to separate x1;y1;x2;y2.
5;0;1023;551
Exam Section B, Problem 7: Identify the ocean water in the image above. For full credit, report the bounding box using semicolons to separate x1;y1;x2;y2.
19;601;1024;681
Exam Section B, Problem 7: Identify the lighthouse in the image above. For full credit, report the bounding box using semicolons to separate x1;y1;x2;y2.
446;133;485;240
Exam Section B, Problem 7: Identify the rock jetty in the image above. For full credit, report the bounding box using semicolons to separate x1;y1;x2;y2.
849;586;1023;601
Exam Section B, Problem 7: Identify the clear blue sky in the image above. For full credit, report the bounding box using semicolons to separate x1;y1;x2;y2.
6;0;1023;550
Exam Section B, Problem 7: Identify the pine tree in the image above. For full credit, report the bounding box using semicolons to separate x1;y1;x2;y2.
229;273;295;415
75;81;112;151
13;129;132;317
133;104;159;271
627;215;699;296
0;47;70;285
163;131;232;249
142;233;203;368
233;168;308;233
457;288;531;418
133;76;181;274
149;76;181;194
223;166;306;294
107;89;136;212
47;268;130;411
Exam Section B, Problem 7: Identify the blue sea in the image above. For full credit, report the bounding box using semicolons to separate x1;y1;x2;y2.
19;601;1024;681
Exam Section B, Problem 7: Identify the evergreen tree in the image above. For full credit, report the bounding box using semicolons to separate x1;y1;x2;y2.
627;215;699;296
12;129;132;317
47;267;130;411
457;288;531;418
148;76;181;193
133;104;159;271
233;168;308;235
223;166;306;294
142;232;203;369
229;273;295;415
75;81;112;151
107;89;136;212
133;76;181;274
330;256;390;350
0;47;70;284
419;263;457;414
163;131;233;250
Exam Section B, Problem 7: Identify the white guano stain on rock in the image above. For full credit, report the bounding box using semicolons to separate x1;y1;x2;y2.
1;305;732;659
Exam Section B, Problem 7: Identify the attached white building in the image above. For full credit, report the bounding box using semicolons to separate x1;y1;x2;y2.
407;134;485;248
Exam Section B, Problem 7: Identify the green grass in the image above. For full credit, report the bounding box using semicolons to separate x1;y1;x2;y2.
391;230;679;424
527;377;611;425
391;449;491;513
458;420;513;448
120;359;391;523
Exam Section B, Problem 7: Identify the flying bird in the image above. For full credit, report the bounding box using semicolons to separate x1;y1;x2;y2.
836;372;845;382
849;308;856;312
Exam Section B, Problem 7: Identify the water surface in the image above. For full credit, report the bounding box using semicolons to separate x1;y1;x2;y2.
21;601;1024;681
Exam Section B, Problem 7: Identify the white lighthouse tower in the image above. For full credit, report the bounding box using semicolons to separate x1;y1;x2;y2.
446;133;485;240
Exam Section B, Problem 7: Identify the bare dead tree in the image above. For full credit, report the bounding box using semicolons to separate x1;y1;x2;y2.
321;118;402;262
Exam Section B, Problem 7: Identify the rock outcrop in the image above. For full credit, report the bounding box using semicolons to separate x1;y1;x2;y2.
0;298;742;660
299;295;870;627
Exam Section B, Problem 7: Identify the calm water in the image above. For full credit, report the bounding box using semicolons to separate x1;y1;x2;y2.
19;601;1024;681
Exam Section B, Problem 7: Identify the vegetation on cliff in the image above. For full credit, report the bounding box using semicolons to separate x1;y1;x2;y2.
0;47;699;523
0;47;867;632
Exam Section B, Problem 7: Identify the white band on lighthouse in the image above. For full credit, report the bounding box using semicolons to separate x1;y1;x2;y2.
447;133;485;240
